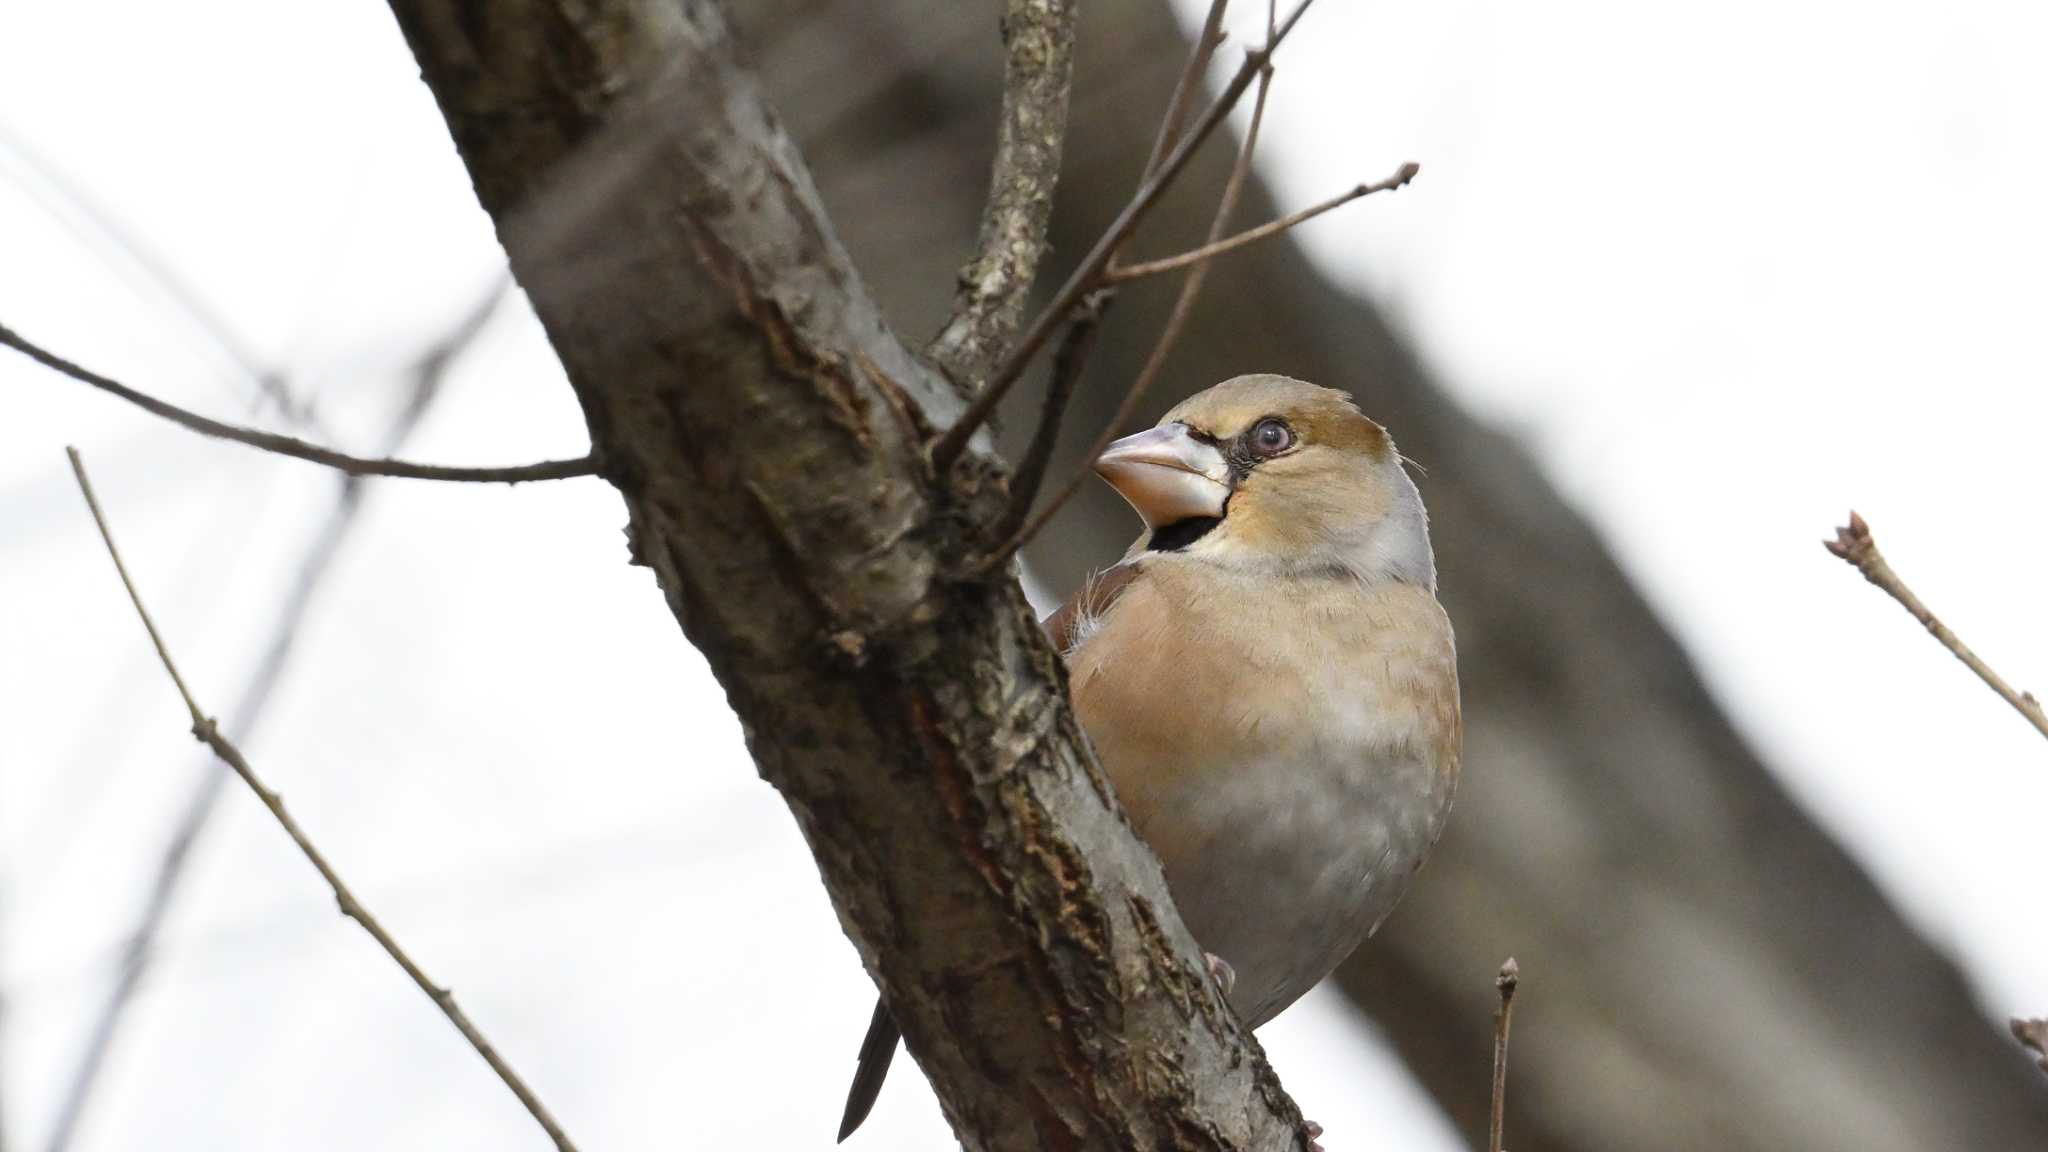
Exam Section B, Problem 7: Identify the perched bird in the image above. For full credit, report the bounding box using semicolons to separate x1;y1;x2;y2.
839;375;1461;1141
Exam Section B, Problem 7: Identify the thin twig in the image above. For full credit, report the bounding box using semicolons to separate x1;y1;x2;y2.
987;291;1112;544
1490;957;1519;1152
66;448;581;1152
1108;162;1420;283
970;5;1284;570
1134;0;1231;189
41;282;512;1152
2013;1017;2048;1078
927;0;1080;390
928;0;1320;474
1825;511;2048;741
3;322;598;482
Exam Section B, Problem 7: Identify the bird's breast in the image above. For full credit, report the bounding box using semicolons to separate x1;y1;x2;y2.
1064;560;1460;1026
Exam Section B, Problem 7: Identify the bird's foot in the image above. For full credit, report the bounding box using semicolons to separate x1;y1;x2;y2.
1303;1119;1324;1152
1203;952;1236;997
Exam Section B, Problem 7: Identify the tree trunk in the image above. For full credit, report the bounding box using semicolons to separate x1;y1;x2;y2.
383;3;1312;1150
730;3;2048;1150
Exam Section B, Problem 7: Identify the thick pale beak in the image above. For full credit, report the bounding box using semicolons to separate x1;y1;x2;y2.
1093;422;1232;530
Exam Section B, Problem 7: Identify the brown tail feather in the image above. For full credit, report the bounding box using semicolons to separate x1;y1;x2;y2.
837;998;900;1142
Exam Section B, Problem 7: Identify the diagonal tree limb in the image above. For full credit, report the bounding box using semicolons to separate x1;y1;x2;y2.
0;321;597;483
40;281;510;1152
66;446;580;1152
382;2;1310;1148
926;0;1079;392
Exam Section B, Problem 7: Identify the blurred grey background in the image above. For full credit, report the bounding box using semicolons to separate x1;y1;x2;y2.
4;1;2047;1149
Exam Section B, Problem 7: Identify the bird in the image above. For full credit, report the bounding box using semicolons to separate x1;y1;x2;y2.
838;374;1461;1142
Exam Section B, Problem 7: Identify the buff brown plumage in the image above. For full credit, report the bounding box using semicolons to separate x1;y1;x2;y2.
840;375;1460;1143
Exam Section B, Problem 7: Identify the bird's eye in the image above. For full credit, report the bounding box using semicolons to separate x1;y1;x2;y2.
1248;418;1293;456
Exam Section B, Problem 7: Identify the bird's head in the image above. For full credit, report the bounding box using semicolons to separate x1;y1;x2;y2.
1093;374;1435;588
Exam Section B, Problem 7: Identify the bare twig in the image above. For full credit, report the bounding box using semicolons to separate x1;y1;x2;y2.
1490;957;1520;1152
970;6;1283;569
1134;0;1231;189
2013;1017;2048;1077
1825;511;2048;741
927;0;1080;390
1108;162;1420;282
65;448;581;1152
3;321;598;482
928;0;1320;474
42;283;511;1152
987;291;1111;544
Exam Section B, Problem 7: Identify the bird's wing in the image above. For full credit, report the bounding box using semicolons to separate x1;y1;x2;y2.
1040;561;1143;654
837;997;901;1142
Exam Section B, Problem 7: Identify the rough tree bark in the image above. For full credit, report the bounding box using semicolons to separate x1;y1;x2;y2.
724;3;2048;1151
383;3;1309;1151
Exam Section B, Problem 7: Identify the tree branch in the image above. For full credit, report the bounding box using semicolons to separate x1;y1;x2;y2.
1;321;598;483
66;447;580;1152
1134;0;1230;189
975;10;1282;568
1825;511;2048;741
383;3;1308;1149
926;0;1079;391
1108;162;1419;283
41;280;512;1152
986;290;1110;545
1489;958;1519;1152
929;0;1321;474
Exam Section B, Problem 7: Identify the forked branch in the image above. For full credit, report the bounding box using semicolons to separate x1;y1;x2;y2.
975;0;1288;566
929;0;1322;474
66;448;581;1152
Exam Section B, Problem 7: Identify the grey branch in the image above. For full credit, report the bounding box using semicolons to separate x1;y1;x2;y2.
1826;511;2048;741
382;1;1309;1148
926;0;1079;390
1;321;598;483
65;448;581;1152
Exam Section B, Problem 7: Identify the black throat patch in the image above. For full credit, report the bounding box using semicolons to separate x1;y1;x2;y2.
1147;516;1224;553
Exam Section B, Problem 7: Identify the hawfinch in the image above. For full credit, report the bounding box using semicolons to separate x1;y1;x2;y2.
839;375;1461;1140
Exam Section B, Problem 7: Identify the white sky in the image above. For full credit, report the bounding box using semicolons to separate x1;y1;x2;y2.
2;1;2044;1150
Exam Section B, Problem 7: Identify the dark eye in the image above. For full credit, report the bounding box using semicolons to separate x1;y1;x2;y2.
1249;418;1293;456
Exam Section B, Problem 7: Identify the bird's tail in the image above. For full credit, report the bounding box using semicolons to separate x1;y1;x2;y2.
837;997;901;1142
